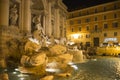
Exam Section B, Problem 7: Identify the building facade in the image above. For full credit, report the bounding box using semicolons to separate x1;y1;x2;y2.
66;0;120;47
0;0;67;55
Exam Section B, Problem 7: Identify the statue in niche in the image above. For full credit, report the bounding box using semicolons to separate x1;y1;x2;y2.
32;14;50;47
32;15;45;37
9;4;18;26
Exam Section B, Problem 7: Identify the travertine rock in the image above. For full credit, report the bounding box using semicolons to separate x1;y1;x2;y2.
56;72;71;77
0;58;6;68
21;53;47;66
0;73;9;80
41;75;54;80
72;50;85;63
24;39;41;54
58;54;73;64
29;53;47;66
49;45;67;56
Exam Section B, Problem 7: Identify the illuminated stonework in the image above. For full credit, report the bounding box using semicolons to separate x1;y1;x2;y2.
0;0;67;56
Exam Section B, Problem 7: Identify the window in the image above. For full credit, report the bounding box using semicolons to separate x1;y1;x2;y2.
79;12;81;16
104;33;107;37
95;17;97;21
114;4;117;9
114;32;117;36
71;28;74;32
79;27;81;31
94;25;98;31
86;42;90;47
86;34;90;38
78;35;83;38
86;26;89;30
114;13;117;18
78;20;81;24
112;22;118;28
71;14;73;18
87;11;89;15
104;15;106;20
104;23;108;29
104;7;106;11
86;18;90;23
95;8;97;13
70;20;74;25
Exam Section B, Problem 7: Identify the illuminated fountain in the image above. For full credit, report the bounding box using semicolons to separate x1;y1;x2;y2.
17;28;87;79
0;27;87;80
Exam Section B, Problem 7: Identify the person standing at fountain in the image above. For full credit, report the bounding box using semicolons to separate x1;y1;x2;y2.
9;4;18;26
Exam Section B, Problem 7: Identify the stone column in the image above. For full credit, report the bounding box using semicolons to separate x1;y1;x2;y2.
22;0;31;33
47;2;52;36
62;17;65;37
0;0;9;27
55;8;60;38
45;13;49;36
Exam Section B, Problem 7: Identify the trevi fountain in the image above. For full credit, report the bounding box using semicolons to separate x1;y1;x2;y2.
0;21;88;80
1;0;120;80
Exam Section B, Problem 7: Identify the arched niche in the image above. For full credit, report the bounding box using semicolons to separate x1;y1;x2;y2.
31;0;47;33
9;0;21;27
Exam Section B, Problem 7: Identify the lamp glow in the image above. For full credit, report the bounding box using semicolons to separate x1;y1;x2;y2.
73;34;79;39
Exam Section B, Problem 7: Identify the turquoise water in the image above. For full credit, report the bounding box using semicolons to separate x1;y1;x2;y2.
1;56;120;80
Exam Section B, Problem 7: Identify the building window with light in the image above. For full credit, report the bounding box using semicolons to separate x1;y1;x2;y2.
78;35;83;39
86;34;90;38
104;33;107;37
112;22;118;28
114;32;117;36
104;23;108;29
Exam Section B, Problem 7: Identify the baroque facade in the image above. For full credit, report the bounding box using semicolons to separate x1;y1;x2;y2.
0;0;67;55
66;0;120;47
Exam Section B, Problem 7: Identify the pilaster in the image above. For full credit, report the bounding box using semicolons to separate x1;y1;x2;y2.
22;0;31;33
0;0;9;27
55;8;60;38
47;2;52;36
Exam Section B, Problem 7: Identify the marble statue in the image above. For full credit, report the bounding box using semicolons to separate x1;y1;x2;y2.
32;15;44;34
9;4;18;26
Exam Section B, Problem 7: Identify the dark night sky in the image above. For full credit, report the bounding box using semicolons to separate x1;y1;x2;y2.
62;0;117;11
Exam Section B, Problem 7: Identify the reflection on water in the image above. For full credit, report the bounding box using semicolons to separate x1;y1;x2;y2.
1;56;120;80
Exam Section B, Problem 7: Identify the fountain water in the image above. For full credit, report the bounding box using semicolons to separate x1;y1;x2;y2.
0;26;88;80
